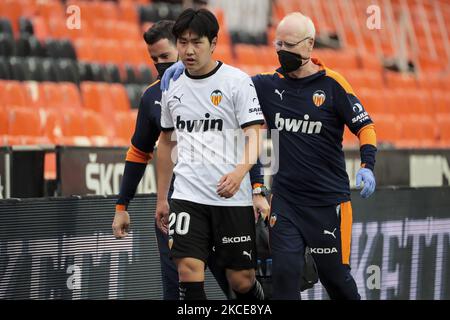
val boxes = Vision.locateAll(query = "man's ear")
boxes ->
[211,36,218,53]
[308,38,314,52]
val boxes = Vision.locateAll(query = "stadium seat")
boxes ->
[259,46,279,66]
[59,39,77,60]
[123,64,138,84]
[16,36,37,57]
[90,63,108,82]
[358,88,386,114]
[114,21,141,42]
[96,1,119,21]
[437,117,450,147]
[0,106,8,135]
[235,44,260,66]
[218,28,232,47]
[432,90,450,116]
[57,59,80,83]
[119,2,139,25]
[41,58,60,82]
[8,108,42,137]
[123,40,149,66]
[364,71,385,90]
[40,109,63,143]
[109,83,131,112]
[30,16,50,40]
[137,65,154,84]
[213,45,234,65]
[44,39,65,59]
[0,80,6,105]
[398,117,437,148]
[373,116,401,146]
[21,57,43,81]
[77,62,95,82]
[74,38,96,62]
[0,57,12,80]
[35,0,65,21]
[9,57,29,81]
[125,84,143,109]
[60,82,83,109]
[61,109,81,137]
[59,109,87,143]
[81,82,117,114]
[105,64,122,83]
[47,17,71,40]
[0,34,16,57]
[94,39,123,64]
[41,82,65,109]
[419,56,442,73]
[83,110,110,136]
[0,1,22,34]
[18,17,34,37]
[24,81,47,109]
[0,18,14,37]
[385,72,418,90]
[114,111,136,142]
[3,81,30,108]
[80,82,102,113]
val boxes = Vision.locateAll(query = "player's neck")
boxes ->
[187,59,218,77]
[287,59,319,79]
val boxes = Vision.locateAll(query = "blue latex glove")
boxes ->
[356,168,376,199]
[161,61,185,91]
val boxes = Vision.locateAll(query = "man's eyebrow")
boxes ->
[179,36,201,41]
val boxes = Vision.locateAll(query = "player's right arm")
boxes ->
[217,74,265,198]
[155,91,177,233]
[155,131,176,233]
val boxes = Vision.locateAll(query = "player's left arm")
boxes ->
[332,75,377,198]
[249,157,269,220]
[217,75,265,198]
[217,124,263,198]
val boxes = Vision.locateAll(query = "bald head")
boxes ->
[276,12,315,42]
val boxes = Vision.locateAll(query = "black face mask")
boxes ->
[155,62,176,78]
[277,50,310,73]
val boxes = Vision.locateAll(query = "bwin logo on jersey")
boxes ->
[275,113,322,134]
[210,90,223,106]
[176,113,223,132]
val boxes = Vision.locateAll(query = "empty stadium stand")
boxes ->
[0,0,449,149]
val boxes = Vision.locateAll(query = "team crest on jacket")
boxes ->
[210,90,223,106]
[312,90,326,107]
[168,236,174,250]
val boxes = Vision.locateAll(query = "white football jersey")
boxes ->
[161,62,264,206]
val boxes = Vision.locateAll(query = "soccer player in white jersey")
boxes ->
[155,8,266,300]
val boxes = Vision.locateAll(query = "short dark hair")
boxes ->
[143,20,176,45]
[172,8,219,43]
